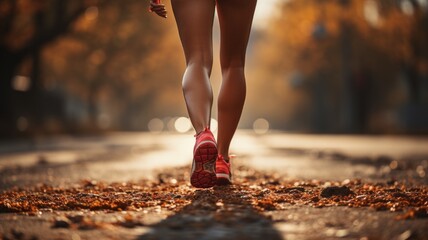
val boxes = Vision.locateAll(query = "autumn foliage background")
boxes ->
[1,0,428,138]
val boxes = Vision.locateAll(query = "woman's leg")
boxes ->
[216,0,257,158]
[171,0,216,134]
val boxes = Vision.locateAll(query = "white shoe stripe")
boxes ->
[216,173,231,180]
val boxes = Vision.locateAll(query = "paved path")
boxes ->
[0,131,427,239]
[1,131,427,188]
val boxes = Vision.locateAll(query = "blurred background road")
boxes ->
[1,131,427,191]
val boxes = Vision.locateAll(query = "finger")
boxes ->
[149,5,161,12]
[152,8,166,13]
[150,7,166,16]
[156,11,167,18]
[148,3,167,18]
[151,7,165,13]
[153,8,167,14]
[151,9,167,17]
[151,6,165,11]
[150,3,165,7]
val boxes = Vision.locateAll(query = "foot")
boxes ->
[190,128,218,188]
[216,154,232,185]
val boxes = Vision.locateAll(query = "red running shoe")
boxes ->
[216,154,232,185]
[190,128,218,188]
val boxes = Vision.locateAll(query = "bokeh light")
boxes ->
[12,76,30,92]
[161,117,174,132]
[174,117,192,133]
[148,118,164,133]
[253,118,270,134]
[364,0,380,27]
[85,6,99,21]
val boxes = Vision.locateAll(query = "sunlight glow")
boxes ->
[253,0,284,28]
[401,0,414,15]
[364,0,381,27]
[211,118,218,132]
[174,117,192,133]
[417,0,428,8]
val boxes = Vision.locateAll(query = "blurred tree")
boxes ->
[0,0,185,137]
[0,0,95,136]
[248,0,428,133]
[43,0,184,131]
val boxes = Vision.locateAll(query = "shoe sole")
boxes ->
[191,141,217,188]
[216,173,232,185]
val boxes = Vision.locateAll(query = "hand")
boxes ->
[149,0,167,18]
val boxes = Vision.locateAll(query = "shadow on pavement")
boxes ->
[138,185,282,240]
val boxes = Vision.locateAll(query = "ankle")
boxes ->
[194,127,211,137]
[218,154,230,163]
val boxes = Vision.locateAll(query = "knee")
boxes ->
[220,61,245,78]
[220,57,245,73]
[186,55,213,71]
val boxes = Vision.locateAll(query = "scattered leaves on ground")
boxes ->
[1,165,427,227]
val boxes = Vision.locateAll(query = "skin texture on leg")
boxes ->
[171,0,216,134]
[216,0,257,158]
